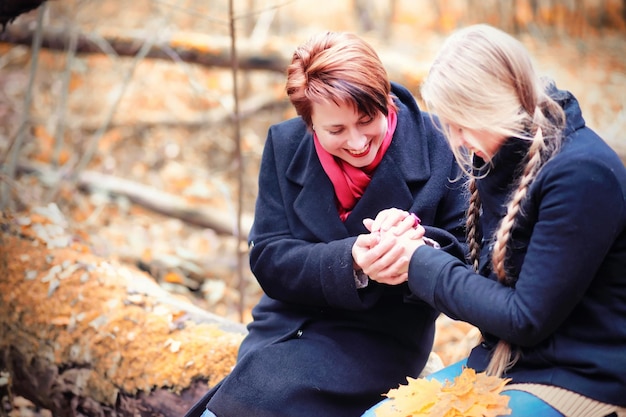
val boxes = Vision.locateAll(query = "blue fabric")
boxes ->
[361,360,563,417]
[200,410,217,417]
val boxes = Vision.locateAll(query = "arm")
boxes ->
[248,128,379,311]
[408,157,625,346]
[355,157,469,284]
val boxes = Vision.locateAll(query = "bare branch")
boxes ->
[0,4,47,211]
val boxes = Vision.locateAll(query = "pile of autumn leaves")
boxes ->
[375,368,512,417]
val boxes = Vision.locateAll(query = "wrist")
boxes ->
[353,268,369,289]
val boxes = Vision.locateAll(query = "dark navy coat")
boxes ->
[187,83,468,417]
[408,89,626,406]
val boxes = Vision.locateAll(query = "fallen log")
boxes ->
[0,203,451,416]
[0,22,432,94]
[18,161,254,239]
[0,205,246,417]
[0,24,288,73]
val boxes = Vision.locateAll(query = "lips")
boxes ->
[347,142,371,158]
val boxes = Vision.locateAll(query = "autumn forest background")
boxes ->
[0,0,625,415]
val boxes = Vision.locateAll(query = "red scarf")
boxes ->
[314,108,398,221]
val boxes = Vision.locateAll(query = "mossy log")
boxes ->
[0,206,246,417]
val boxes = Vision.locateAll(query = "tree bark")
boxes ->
[0,208,246,417]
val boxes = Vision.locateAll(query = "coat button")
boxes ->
[296,329,303,338]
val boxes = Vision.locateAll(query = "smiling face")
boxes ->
[311,100,388,168]
[445,122,506,160]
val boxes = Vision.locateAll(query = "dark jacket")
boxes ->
[187,83,468,417]
[407,89,626,406]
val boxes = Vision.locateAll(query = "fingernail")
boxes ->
[410,213,421,228]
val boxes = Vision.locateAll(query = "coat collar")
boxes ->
[285,95,432,241]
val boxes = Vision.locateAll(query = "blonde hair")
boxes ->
[421,24,566,377]
[285,31,397,129]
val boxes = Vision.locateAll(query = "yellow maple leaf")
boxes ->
[442,367,476,397]
[376,377,442,416]
[376,368,512,417]
[464,403,492,417]
[474,372,511,393]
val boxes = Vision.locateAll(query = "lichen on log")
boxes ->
[0,205,245,416]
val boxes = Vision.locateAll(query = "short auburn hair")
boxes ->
[285,31,396,129]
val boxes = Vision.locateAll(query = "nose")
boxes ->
[346,128,367,149]
[449,128,466,149]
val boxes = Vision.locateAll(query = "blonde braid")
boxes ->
[485,126,546,377]
[491,131,545,283]
[466,178,482,271]
[485,340,518,377]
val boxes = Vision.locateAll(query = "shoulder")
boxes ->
[552,128,625,174]
[264,117,310,153]
[268,117,308,140]
[391,82,417,107]
[261,117,316,177]
[537,129,626,201]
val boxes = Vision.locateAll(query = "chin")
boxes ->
[348,155,374,168]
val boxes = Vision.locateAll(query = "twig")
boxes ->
[0,3,47,211]
[51,27,78,169]
[70,32,158,179]
[228,0,246,323]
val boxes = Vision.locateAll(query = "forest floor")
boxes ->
[1,2,625,415]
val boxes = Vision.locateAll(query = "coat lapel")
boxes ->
[344,160,414,231]
[287,134,348,241]
[285,98,433,241]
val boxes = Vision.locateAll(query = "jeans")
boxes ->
[200,409,218,417]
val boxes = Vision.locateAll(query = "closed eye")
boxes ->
[358,116,374,125]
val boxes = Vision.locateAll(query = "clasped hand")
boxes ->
[352,208,425,286]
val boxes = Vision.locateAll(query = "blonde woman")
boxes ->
[355,24,626,417]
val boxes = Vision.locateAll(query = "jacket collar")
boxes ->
[285,96,432,240]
